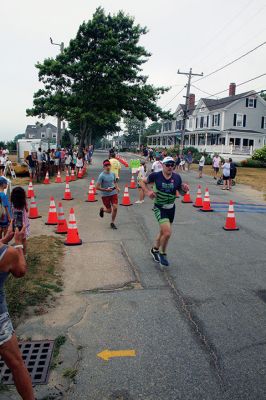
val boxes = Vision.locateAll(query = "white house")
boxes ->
[147,84,266,155]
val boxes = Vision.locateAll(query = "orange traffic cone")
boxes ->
[28,197,42,219]
[66,170,70,183]
[45,197,58,225]
[64,208,82,246]
[62,183,73,201]
[193,185,203,208]
[56,171,62,183]
[85,184,98,202]
[200,187,213,212]
[91,178,97,195]
[182,188,193,203]
[70,169,76,181]
[223,201,239,231]
[129,175,136,189]
[120,185,132,206]
[77,169,83,179]
[55,202,68,234]
[44,171,50,184]
[27,181,35,199]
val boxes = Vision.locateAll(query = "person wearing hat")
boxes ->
[140,156,189,267]
[96,159,120,230]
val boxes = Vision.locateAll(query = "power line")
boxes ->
[191,73,266,98]
[192,41,266,84]
[162,86,186,109]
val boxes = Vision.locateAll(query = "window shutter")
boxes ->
[212,115,214,126]
[218,114,220,126]
[233,114,237,126]
[261,117,264,129]
[243,115,246,127]
[196,118,198,128]
[254,99,257,108]
[207,116,209,127]
[246,98,249,107]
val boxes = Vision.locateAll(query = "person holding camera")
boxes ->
[11,187,30,255]
[0,225,35,400]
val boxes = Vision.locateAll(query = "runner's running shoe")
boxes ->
[110,222,117,230]
[99,207,104,218]
[159,253,169,267]
[150,248,160,263]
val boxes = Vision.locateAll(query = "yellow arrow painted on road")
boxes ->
[97,349,136,361]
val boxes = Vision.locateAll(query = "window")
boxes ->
[28,134,35,138]
[203,116,209,128]
[52,133,57,138]
[200,116,204,128]
[41,133,46,139]
[246,97,257,108]
[189,118,193,129]
[233,113,246,128]
[261,116,266,129]
[168,122,172,131]
[212,113,220,127]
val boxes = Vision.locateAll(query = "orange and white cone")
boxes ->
[91,178,97,195]
[182,188,193,203]
[223,201,239,231]
[45,197,58,225]
[55,202,68,234]
[85,184,98,202]
[62,183,73,201]
[56,171,62,183]
[66,170,70,183]
[28,196,42,219]
[27,181,35,199]
[70,169,76,181]
[193,185,203,208]
[77,169,83,179]
[120,185,132,206]
[64,208,82,246]
[129,175,136,189]
[200,187,213,212]
[44,171,50,184]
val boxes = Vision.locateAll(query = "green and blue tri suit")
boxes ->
[146,171,182,224]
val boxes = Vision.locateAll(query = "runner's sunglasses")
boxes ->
[164,162,175,167]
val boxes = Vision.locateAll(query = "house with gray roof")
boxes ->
[25,123,57,141]
[147,84,266,155]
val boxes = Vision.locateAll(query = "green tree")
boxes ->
[26,8,170,150]
[124,117,146,144]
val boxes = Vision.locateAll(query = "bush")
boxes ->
[240,159,266,168]
[252,146,266,162]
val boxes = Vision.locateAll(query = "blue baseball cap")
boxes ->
[0,177,8,186]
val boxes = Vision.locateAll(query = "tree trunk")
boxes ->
[79,120,87,154]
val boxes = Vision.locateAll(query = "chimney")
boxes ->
[188,93,195,110]
[229,83,236,96]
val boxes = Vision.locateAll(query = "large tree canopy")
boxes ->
[27,7,170,149]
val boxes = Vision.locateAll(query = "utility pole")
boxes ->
[50,37,64,147]
[177,68,203,151]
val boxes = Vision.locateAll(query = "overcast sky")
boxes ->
[1,0,266,141]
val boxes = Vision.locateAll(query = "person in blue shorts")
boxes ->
[140,156,188,267]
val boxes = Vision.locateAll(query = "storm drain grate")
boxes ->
[0,340,54,385]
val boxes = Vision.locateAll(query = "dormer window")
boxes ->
[246,97,257,108]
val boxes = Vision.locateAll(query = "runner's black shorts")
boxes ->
[153,204,175,224]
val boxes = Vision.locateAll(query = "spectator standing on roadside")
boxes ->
[151,156,163,173]
[0,154,7,176]
[229,158,237,189]
[198,153,205,178]
[0,177,11,239]
[54,148,61,173]
[212,153,221,180]
[11,187,30,255]
[36,147,42,178]
[222,159,231,190]
[179,154,185,171]
[65,152,72,173]
[76,155,84,172]
[0,224,35,400]
[185,150,193,171]
[148,148,154,162]
[135,160,147,204]
[25,152,36,181]
[60,148,66,171]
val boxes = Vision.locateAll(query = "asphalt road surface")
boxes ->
[3,151,266,400]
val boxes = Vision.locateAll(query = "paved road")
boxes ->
[3,151,266,400]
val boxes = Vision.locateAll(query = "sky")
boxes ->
[1,0,266,141]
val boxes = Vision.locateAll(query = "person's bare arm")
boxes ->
[0,227,27,278]
[139,177,156,199]
[95,182,113,193]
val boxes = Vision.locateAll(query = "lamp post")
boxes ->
[50,37,64,147]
